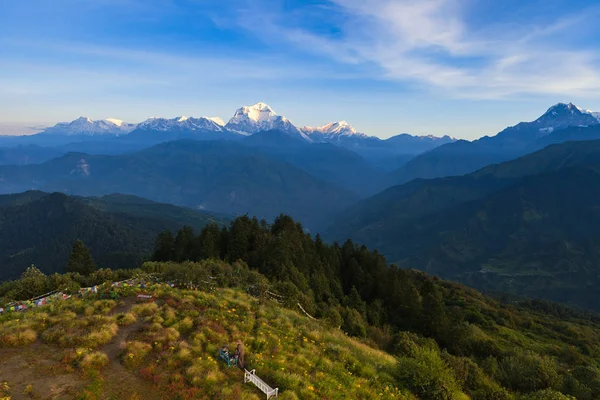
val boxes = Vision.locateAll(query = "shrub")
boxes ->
[397,347,463,400]
[0,328,37,347]
[123,341,152,369]
[342,308,367,337]
[324,306,342,328]
[80,351,109,370]
[116,312,137,326]
[132,302,159,317]
[521,389,576,399]
[499,351,559,393]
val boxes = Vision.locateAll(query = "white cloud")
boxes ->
[233,0,600,99]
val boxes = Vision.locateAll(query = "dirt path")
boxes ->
[101,297,143,362]
[98,297,166,400]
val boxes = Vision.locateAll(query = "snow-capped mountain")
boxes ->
[41,117,137,136]
[206,117,225,126]
[534,103,599,134]
[136,116,225,132]
[576,105,600,123]
[476,102,600,151]
[302,121,369,143]
[225,102,311,141]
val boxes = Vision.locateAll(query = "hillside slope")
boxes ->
[383,167,600,309]
[325,140,600,310]
[243,134,389,196]
[327,140,600,242]
[0,191,225,280]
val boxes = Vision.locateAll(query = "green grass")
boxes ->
[124,286,416,399]
[0,286,419,399]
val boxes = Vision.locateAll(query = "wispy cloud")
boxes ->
[230,0,600,99]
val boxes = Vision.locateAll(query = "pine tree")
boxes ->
[66,240,96,275]
[195,223,222,260]
[152,231,175,261]
[420,279,448,338]
[173,226,195,262]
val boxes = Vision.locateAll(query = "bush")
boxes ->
[342,308,367,337]
[521,389,576,399]
[123,341,152,369]
[0,328,37,347]
[499,351,559,393]
[116,312,137,326]
[132,302,159,317]
[324,306,342,328]
[397,347,463,400]
[80,351,109,370]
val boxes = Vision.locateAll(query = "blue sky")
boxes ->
[2,0,600,139]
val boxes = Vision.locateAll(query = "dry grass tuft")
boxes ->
[116,312,137,326]
[80,351,110,370]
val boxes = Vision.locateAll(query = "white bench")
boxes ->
[244,369,278,399]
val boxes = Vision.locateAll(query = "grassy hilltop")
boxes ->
[0,280,412,399]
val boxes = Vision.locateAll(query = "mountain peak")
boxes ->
[225,102,310,141]
[137,116,225,133]
[230,102,278,124]
[42,117,137,136]
[249,102,273,112]
[496,102,600,141]
[104,118,124,127]
[205,116,225,126]
[543,102,584,117]
[72,116,93,124]
[536,102,600,126]
[302,121,366,140]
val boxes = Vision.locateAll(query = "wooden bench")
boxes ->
[136,293,154,303]
[244,369,278,399]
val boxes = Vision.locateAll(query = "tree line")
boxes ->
[148,215,600,399]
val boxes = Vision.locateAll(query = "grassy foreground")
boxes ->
[0,285,415,399]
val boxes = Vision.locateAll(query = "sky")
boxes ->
[2,0,600,139]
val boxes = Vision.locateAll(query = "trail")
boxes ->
[98,297,166,400]
[101,297,143,362]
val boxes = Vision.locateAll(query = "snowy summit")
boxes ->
[41,117,137,136]
[533,103,600,133]
[302,121,368,141]
[225,102,311,141]
[136,116,225,132]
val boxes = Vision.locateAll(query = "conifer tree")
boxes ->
[173,226,194,262]
[152,231,175,261]
[66,239,96,275]
[195,223,221,260]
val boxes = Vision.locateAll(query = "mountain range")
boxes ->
[4,103,454,161]
[393,102,600,183]
[0,191,226,281]
[39,116,138,136]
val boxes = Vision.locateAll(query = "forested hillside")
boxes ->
[0,191,226,280]
[0,140,356,230]
[326,140,600,311]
